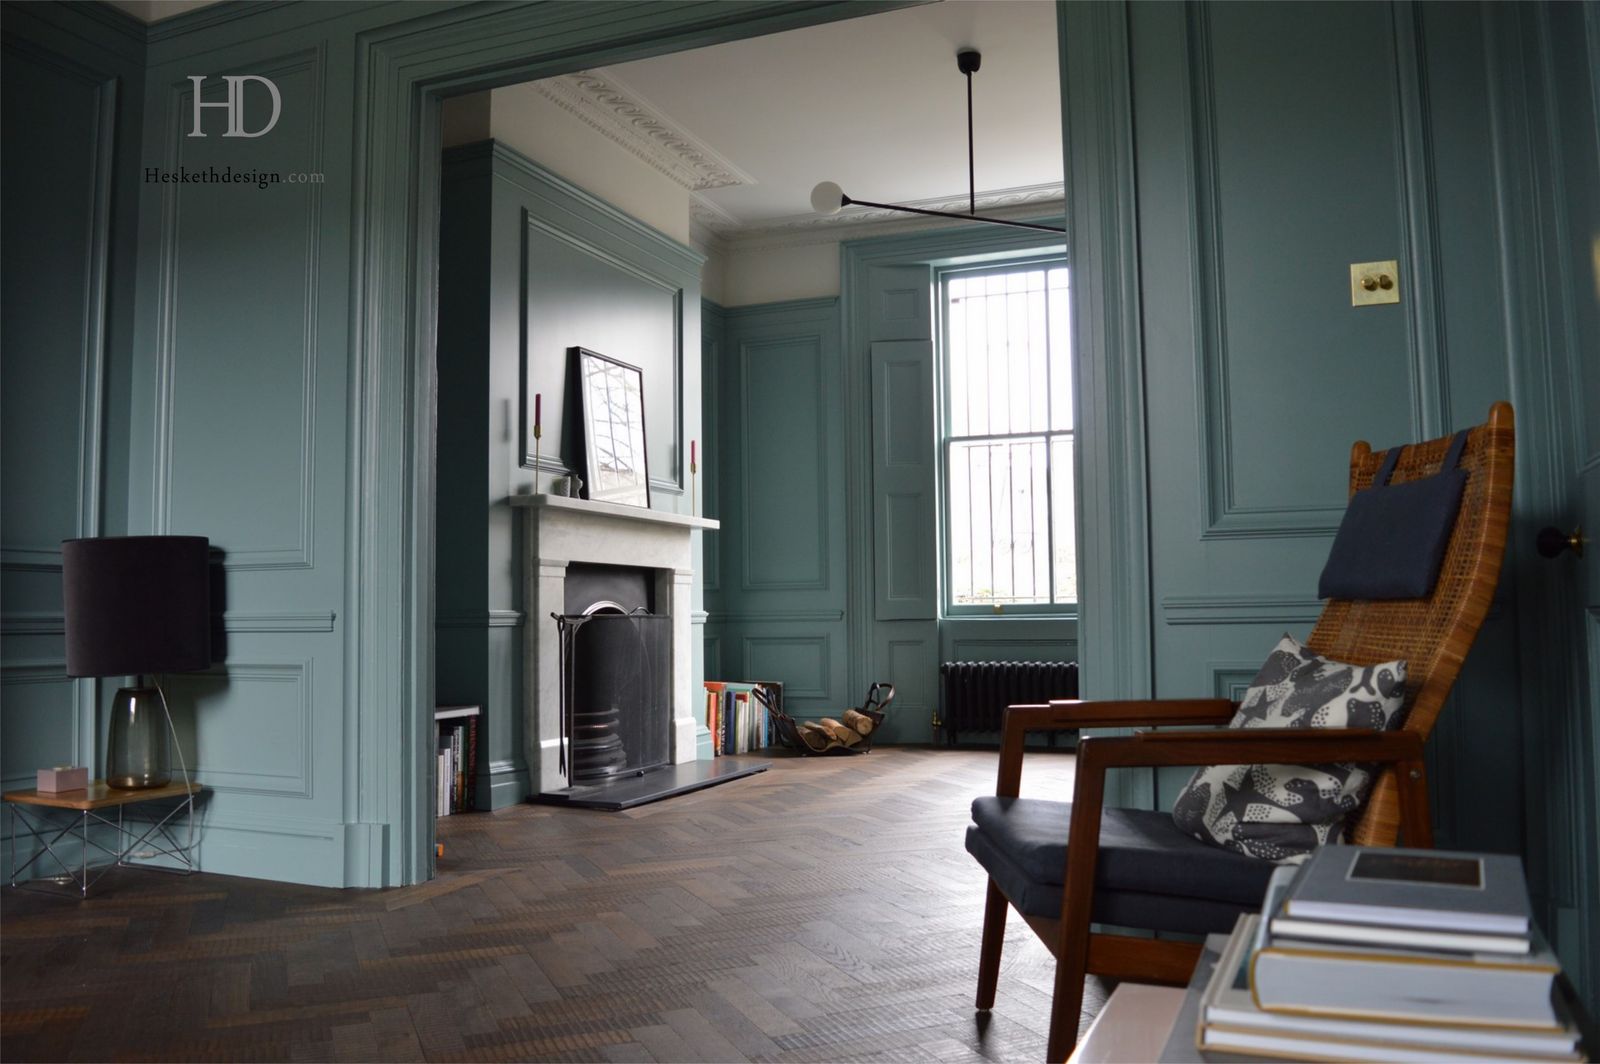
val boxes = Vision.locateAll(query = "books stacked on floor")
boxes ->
[1198,844,1585,1062]
[435,704,480,817]
[704,680,781,755]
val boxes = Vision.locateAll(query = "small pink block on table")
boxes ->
[36,766,88,793]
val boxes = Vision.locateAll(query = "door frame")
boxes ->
[350,1,922,887]
[354,0,1154,884]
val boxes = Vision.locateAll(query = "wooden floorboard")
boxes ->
[1,748,1106,1062]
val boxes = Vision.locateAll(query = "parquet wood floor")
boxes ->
[2,748,1107,1062]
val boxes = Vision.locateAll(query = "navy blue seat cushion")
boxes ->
[965,796,1278,935]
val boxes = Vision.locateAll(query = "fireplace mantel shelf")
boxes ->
[507,493,719,531]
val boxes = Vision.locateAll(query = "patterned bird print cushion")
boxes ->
[1170,634,1408,863]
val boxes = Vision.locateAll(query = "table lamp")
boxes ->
[61,536,210,789]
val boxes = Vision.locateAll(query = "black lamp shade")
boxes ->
[62,536,211,678]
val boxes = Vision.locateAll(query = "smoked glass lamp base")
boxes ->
[106,684,171,790]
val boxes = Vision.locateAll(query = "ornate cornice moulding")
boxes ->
[537,69,1064,251]
[534,70,756,192]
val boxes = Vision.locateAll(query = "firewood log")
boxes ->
[798,723,834,752]
[841,709,875,736]
[819,718,861,746]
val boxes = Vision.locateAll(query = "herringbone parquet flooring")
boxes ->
[1,748,1103,1062]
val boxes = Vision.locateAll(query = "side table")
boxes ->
[4,780,202,897]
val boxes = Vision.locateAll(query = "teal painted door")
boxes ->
[1555,368,1600,998]
[1499,0,1600,999]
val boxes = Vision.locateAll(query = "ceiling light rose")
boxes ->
[810,49,1064,235]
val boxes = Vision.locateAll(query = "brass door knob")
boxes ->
[1536,525,1584,559]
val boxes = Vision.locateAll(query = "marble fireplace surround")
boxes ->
[507,494,718,795]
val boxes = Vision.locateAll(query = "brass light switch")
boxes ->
[1350,260,1400,306]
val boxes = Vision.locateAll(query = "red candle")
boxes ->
[534,392,542,428]
[691,439,696,466]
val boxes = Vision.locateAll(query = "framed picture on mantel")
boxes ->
[574,346,651,509]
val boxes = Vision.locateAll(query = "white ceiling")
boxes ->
[591,1,1063,232]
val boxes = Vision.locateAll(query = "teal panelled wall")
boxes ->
[0,2,146,865]
[121,1,389,886]
[436,141,704,809]
[1065,0,1598,998]
[1130,0,1526,832]
[0,0,881,888]
[703,298,850,721]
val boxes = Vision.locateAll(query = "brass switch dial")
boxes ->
[1351,260,1400,306]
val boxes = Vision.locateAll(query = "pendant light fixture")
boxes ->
[810,49,1065,235]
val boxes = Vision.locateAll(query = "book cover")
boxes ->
[1270,915,1533,955]
[1285,845,1532,936]
[1251,934,1562,1030]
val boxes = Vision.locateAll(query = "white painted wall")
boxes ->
[720,241,841,305]
[697,238,729,306]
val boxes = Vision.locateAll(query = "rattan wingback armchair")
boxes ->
[965,402,1515,1061]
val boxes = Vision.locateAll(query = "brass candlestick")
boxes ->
[533,423,542,492]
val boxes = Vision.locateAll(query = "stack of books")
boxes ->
[704,680,781,755]
[1198,845,1584,1061]
[435,704,480,817]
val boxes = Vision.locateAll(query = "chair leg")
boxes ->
[975,878,1008,1010]
[1045,944,1088,1062]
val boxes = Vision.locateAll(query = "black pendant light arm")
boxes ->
[841,195,1064,234]
[811,48,1064,235]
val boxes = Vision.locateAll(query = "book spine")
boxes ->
[451,726,462,814]
[708,690,719,756]
[466,716,478,811]
[437,748,449,817]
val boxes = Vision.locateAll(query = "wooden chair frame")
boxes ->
[971,403,1515,1061]
[978,702,1432,1061]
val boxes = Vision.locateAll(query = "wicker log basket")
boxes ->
[768,683,895,755]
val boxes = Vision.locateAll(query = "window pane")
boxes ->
[1049,268,1073,431]
[1051,435,1077,603]
[948,437,1049,605]
[942,261,1075,609]
[947,267,1057,436]
[949,281,969,437]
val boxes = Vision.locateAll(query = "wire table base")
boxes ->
[4,782,200,898]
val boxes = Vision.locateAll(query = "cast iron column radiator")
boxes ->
[937,661,1079,746]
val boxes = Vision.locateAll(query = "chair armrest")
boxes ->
[1113,726,1421,763]
[1071,727,1432,852]
[1018,699,1238,731]
[994,699,1237,797]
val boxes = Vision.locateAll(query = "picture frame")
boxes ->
[574,346,651,508]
